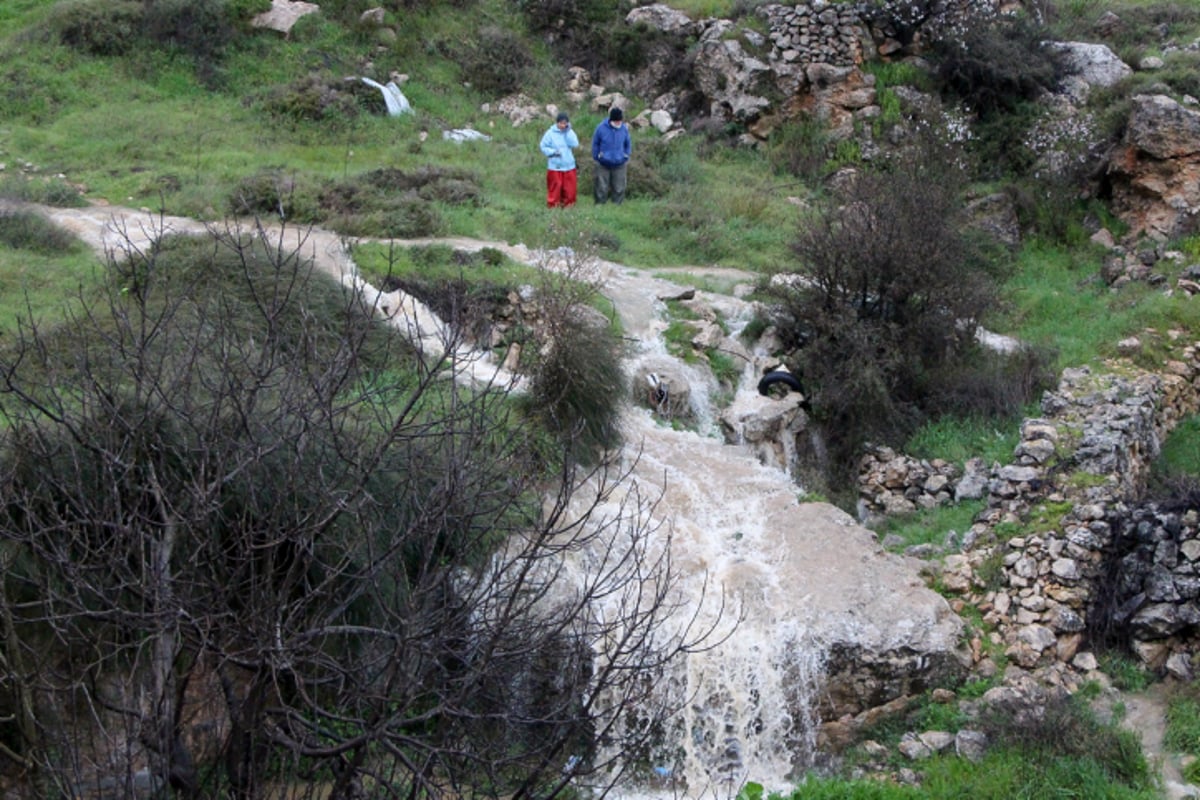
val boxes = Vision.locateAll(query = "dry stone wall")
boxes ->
[858,339,1200,683]
[759,3,866,69]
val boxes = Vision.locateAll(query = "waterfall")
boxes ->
[360,77,412,116]
[558,260,832,798]
[576,412,829,798]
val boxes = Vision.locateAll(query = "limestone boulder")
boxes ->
[251,0,320,35]
[1046,41,1132,92]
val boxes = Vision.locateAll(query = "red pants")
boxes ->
[546,169,577,208]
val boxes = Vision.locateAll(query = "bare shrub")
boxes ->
[0,220,707,797]
[766,148,1018,482]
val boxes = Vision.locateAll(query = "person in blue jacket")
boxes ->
[591,107,631,204]
[539,111,580,208]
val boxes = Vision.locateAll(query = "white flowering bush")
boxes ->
[859,0,998,48]
[1023,105,1103,181]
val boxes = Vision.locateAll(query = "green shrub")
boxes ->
[142,0,233,63]
[524,311,626,462]
[0,176,87,208]
[1152,414,1200,481]
[328,195,446,238]
[227,169,322,222]
[53,0,144,56]
[932,14,1062,119]
[0,210,80,254]
[363,166,482,196]
[457,25,532,96]
[258,73,365,123]
[977,693,1151,788]
[1165,692,1200,757]
[931,13,1064,179]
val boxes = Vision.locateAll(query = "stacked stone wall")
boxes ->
[759,3,865,69]
[859,340,1200,683]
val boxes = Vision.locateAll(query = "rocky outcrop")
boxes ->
[1107,94,1200,240]
[719,390,808,471]
[1046,41,1133,102]
[692,21,777,122]
[250,0,320,36]
[619,1,877,136]
[760,3,865,68]
[854,334,1200,689]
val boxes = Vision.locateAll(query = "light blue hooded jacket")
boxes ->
[539,123,579,172]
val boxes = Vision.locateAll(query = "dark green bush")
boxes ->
[227,170,322,222]
[258,73,365,123]
[931,13,1063,178]
[932,14,1062,118]
[457,25,533,96]
[524,313,626,462]
[417,178,485,206]
[0,211,79,254]
[142,0,233,62]
[54,0,144,56]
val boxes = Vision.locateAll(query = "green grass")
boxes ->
[809,690,1156,800]
[905,414,1022,466]
[996,240,1200,371]
[1165,693,1200,754]
[1098,652,1153,693]
[1154,414,1200,479]
[0,0,799,272]
[873,499,985,551]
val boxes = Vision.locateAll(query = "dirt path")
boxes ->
[1117,684,1198,799]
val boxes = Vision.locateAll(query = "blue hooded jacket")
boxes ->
[539,123,579,172]
[591,119,631,169]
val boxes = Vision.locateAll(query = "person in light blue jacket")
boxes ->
[539,112,580,208]
[590,106,631,204]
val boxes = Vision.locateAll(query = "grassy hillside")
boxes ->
[0,0,799,272]
[5,0,1200,475]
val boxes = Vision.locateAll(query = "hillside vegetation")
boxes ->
[3,0,1200,796]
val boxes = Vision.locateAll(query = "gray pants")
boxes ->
[594,163,627,204]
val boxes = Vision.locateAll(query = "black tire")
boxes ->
[757,370,803,398]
